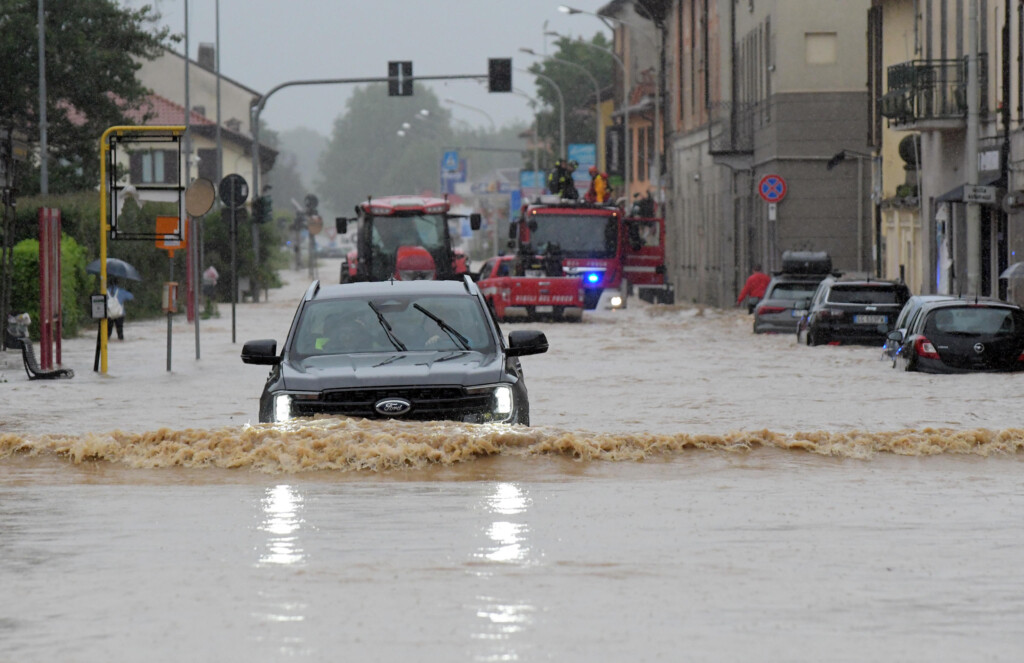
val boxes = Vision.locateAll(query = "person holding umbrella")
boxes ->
[86,258,141,340]
[106,281,133,340]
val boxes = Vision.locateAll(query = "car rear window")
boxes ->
[827,285,901,305]
[768,282,819,300]
[927,307,1020,336]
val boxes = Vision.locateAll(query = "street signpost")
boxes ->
[758,174,787,203]
[218,173,249,343]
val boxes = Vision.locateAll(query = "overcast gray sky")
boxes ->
[119,0,612,137]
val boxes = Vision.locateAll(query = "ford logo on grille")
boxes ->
[375,398,412,416]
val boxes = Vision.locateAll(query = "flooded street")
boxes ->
[3,265,1024,661]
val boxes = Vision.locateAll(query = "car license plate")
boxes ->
[791,309,806,317]
[536,306,553,313]
[855,314,886,324]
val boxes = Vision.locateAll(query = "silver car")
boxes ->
[752,276,825,333]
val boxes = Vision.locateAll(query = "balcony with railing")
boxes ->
[878,55,987,129]
[707,101,757,155]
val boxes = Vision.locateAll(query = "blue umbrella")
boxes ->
[110,287,134,303]
[86,258,142,281]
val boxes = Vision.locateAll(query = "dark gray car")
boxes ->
[242,277,548,424]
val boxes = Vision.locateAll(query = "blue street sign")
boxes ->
[509,189,522,220]
[441,150,459,171]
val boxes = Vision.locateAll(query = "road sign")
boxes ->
[964,184,997,205]
[441,150,459,171]
[218,173,249,209]
[758,174,787,203]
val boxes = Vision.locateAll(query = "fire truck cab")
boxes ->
[509,196,671,309]
[336,195,480,283]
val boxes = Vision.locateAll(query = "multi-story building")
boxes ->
[135,45,276,190]
[873,0,1024,303]
[656,0,874,307]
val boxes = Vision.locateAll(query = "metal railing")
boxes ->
[707,101,758,155]
[878,54,987,126]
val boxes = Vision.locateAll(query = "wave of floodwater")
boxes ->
[2,417,1023,472]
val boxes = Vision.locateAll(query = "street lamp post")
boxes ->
[513,88,541,176]
[519,47,601,163]
[559,5,662,200]
[442,98,496,133]
[546,30,628,198]
[518,68,565,159]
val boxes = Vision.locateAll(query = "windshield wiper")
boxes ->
[413,304,471,350]
[368,301,407,351]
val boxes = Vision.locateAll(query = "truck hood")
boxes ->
[280,350,505,391]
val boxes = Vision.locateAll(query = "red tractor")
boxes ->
[337,195,480,282]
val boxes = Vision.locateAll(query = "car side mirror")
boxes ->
[470,213,482,231]
[886,330,903,342]
[506,330,548,357]
[335,217,348,235]
[241,339,280,365]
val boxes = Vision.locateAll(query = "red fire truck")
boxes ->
[509,196,671,309]
[336,195,480,282]
[475,254,585,322]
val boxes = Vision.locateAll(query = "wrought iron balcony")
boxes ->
[878,55,987,128]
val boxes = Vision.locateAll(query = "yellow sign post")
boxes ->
[98,125,186,374]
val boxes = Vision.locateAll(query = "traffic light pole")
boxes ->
[248,68,506,294]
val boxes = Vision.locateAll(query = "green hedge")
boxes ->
[10,235,89,340]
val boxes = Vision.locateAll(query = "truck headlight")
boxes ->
[466,384,515,422]
[273,393,293,422]
[272,392,318,423]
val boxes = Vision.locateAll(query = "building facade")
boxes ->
[660,0,873,307]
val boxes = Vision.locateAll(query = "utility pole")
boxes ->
[966,0,981,296]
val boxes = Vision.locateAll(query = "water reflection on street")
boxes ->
[472,483,536,661]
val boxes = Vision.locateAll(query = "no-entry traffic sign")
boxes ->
[758,174,787,203]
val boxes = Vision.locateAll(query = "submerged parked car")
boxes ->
[881,294,956,361]
[242,277,548,424]
[888,299,1024,373]
[753,251,833,334]
[797,276,911,346]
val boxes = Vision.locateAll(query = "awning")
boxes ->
[935,172,1004,202]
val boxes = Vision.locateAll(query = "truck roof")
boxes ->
[358,195,450,215]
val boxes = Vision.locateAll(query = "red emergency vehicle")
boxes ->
[337,195,480,282]
[509,196,671,309]
[475,254,584,322]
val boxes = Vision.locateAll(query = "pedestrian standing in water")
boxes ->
[736,264,770,313]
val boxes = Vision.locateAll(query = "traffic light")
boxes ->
[388,61,413,96]
[304,193,319,216]
[488,58,512,93]
[252,195,272,224]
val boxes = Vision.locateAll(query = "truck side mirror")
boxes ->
[470,213,482,231]
[335,217,348,234]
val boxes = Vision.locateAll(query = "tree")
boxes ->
[315,84,457,214]
[528,33,614,163]
[0,0,175,194]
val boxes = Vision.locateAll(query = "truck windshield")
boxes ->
[370,214,447,254]
[529,213,618,258]
[366,213,450,280]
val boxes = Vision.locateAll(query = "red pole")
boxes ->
[38,208,51,369]
[54,209,62,365]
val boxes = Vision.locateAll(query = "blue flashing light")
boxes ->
[585,272,601,284]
